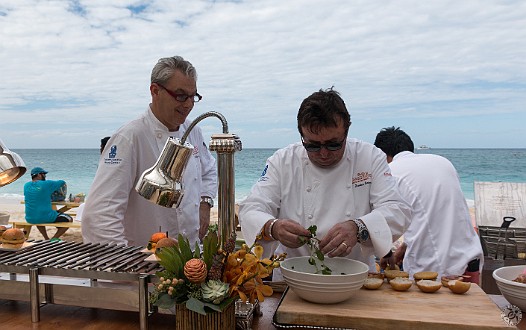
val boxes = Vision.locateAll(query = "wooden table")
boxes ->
[14,201,82,239]
[275,284,524,329]
[0,295,280,330]
[51,201,81,213]
[0,289,523,329]
[20,201,81,214]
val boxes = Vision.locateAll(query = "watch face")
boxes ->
[361,230,370,242]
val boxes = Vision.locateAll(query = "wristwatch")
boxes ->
[200,196,214,208]
[351,219,369,243]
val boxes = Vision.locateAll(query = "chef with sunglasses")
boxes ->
[239,88,412,279]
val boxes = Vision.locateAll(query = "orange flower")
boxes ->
[184,258,207,284]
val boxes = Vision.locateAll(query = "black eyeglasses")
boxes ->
[301,137,346,152]
[157,83,202,103]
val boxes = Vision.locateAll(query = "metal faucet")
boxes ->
[135,111,242,247]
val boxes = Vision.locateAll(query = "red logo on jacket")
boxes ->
[352,172,372,184]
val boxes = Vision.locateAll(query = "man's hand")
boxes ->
[393,242,406,266]
[199,203,211,240]
[269,219,311,248]
[319,220,358,257]
[380,251,396,270]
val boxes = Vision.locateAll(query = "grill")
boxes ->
[479,226,526,260]
[0,240,163,329]
[0,240,260,330]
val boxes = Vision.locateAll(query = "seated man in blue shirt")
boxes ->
[24,167,73,240]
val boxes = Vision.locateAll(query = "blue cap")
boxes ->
[31,167,48,176]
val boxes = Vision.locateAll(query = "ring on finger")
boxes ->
[341,242,348,249]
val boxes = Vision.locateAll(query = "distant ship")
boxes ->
[417,145,430,150]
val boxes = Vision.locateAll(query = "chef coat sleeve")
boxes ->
[198,136,217,199]
[81,134,135,245]
[358,148,412,258]
[239,155,282,255]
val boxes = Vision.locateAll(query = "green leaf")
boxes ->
[202,301,222,313]
[185,297,234,315]
[308,256,315,265]
[298,236,307,244]
[218,297,235,311]
[315,249,325,261]
[178,234,194,262]
[194,241,201,259]
[185,297,207,315]
[156,247,184,276]
[203,231,219,268]
[153,293,176,309]
[307,225,317,236]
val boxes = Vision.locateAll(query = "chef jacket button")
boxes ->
[306,186,311,192]
[308,214,313,219]
[346,212,351,217]
[347,184,352,188]
[157,133,162,139]
[194,177,197,180]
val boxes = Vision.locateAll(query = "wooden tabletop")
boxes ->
[0,294,281,330]
[275,284,524,330]
[20,201,81,213]
[0,291,524,329]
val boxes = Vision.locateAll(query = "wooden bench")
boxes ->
[9,220,81,239]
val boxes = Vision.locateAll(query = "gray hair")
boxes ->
[151,56,197,85]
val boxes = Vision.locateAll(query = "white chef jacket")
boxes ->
[239,139,412,278]
[389,151,483,279]
[81,107,217,247]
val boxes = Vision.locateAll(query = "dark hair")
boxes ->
[297,87,351,136]
[374,126,414,157]
[100,136,111,154]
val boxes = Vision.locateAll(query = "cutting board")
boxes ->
[275,283,513,329]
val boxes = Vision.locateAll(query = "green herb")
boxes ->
[298,225,332,275]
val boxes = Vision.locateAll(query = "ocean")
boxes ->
[2,148,525,203]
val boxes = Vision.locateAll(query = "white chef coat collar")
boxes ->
[146,105,189,137]
[392,151,413,161]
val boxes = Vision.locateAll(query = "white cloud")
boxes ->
[1,0,525,148]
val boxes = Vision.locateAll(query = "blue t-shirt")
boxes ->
[24,180,66,224]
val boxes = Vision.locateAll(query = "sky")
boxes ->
[1,0,525,149]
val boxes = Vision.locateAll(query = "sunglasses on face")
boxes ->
[301,137,346,152]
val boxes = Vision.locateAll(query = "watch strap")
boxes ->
[200,196,214,207]
[351,218,369,243]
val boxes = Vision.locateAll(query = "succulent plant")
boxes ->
[201,280,229,304]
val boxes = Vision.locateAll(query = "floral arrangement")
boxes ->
[150,224,286,315]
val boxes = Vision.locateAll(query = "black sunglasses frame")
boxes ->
[301,137,346,152]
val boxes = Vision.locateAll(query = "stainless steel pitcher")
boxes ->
[135,137,193,208]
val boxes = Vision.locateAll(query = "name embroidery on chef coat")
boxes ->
[352,171,372,188]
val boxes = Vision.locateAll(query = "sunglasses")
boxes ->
[301,137,346,152]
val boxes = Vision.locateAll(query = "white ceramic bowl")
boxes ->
[280,256,368,304]
[493,265,526,311]
[282,274,370,289]
[282,275,364,291]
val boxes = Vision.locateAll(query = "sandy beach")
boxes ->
[1,197,477,245]
[0,198,220,244]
